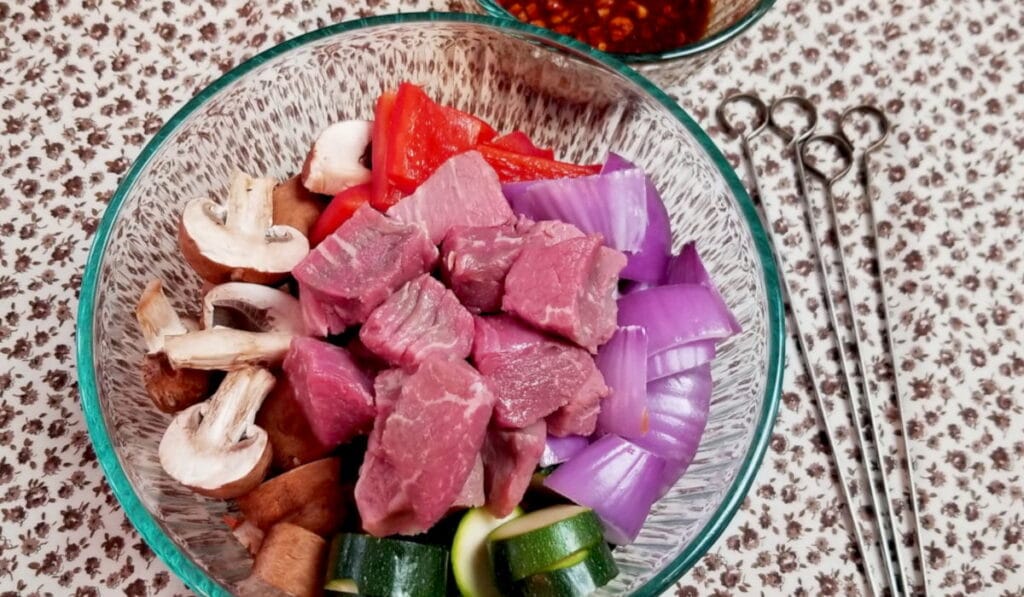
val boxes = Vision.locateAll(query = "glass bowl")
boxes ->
[470,0,776,79]
[76,12,783,597]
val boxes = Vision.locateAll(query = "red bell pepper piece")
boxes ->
[485,131,555,160]
[476,145,602,183]
[370,91,403,211]
[384,83,497,194]
[308,183,373,247]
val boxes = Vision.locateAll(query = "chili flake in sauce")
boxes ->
[497,0,712,54]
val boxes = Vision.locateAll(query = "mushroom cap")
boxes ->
[202,282,306,335]
[141,353,213,413]
[301,120,373,196]
[273,175,324,238]
[178,198,309,285]
[158,400,272,499]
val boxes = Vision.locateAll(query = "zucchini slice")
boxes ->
[324,578,361,595]
[325,533,448,597]
[513,542,619,597]
[487,505,604,583]
[452,507,523,597]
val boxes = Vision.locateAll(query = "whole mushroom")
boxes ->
[135,279,213,413]
[300,120,373,196]
[179,170,309,285]
[159,366,275,499]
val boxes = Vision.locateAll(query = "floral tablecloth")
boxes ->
[1,0,1021,595]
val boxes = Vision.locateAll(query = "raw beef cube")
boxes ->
[355,358,495,536]
[502,235,626,353]
[452,456,485,509]
[517,217,585,246]
[293,204,437,335]
[441,224,525,313]
[472,314,549,358]
[360,274,474,368]
[482,421,546,517]
[472,315,609,430]
[545,371,608,437]
[387,151,514,244]
[283,337,376,449]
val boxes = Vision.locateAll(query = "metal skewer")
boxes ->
[768,97,902,596]
[839,106,930,597]
[716,94,881,597]
[800,133,909,596]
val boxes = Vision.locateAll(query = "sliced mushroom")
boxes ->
[179,170,309,285]
[136,279,191,354]
[273,175,325,238]
[250,523,326,597]
[136,280,212,413]
[300,120,372,195]
[202,282,306,335]
[231,519,266,556]
[158,366,275,498]
[163,328,293,371]
[236,457,344,536]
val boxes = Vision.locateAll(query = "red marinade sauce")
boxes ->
[497,0,712,54]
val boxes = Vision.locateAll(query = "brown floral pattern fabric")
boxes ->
[0,0,1021,595]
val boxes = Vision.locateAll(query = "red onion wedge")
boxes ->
[544,434,667,544]
[646,339,716,382]
[617,283,737,356]
[506,168,649,252]
[594,326,649,438]
[632,364,713,497]
[665,242,741,335]
[602,153,672,283]
[539,435,590,467]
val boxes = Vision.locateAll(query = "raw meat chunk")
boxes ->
[472,315,608,432]
[452,456,485,509]
[355,359,495,536]
[482,421,546,517]
[387,151,514,244]
[441,224,525,313]
[360,274,474,368]
[294,204,437,335]
[502,234,626,352]
[283,337,375,449]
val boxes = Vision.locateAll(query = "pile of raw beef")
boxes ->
[287,151,626,536]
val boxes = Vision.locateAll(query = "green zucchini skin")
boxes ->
[512,543,619,597]
[452,507,523,597]
[326,533,449,597]
[488,506,605,584]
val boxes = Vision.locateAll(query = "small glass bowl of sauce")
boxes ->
[474,0,775,78]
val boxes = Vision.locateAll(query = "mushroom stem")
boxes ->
[136,280,190,354]
[224,171,277,237]
[196,366,274,449]
[163,328,293,370]
[158,366,275,498]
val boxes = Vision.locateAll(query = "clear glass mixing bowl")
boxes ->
[76,12,783,596]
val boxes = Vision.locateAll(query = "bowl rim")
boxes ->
[473,0,777,64]
[75,11,783,596]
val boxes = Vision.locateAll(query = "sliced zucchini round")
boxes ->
[453,507,523,597]
[325,533,448,597]
[513,542,619,597]
[488,505,604,583]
